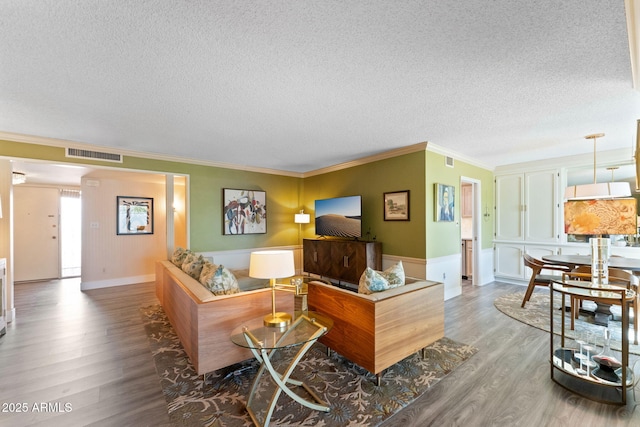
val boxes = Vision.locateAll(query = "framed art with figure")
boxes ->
[435,183,455,222]
[223,189,267,235]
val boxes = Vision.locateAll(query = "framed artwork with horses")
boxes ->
[222,189,267,235]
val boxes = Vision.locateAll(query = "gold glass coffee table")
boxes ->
[230,311,333,427]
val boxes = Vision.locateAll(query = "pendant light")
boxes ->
[564,134,632,200]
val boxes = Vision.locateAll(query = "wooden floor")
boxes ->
[0,279,171,427]
[0,279,638,426]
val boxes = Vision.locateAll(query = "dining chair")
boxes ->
[521,253,571,308]
[563,266,639,345]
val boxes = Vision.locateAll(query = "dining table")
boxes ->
[542,254,640,326]
[541,254,640,273]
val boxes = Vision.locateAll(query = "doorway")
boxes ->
[60,190,81,277]
[460,182,473,287]
[460,177,481,288]
[13,186,81,281]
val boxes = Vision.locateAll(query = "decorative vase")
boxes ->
[592,328,621,382]
[590,237,610,286]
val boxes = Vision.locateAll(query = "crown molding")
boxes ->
[1,131,489,178]
[494,147,634,174]
[426,142,494,171]
[0,131,304,177]
[302,142,429,177]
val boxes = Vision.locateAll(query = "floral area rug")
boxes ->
[140,305,477,427]
[494,289,640,355]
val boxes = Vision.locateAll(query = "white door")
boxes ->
[14,186,60,281]
[495,174,524,241]
[525,170,558,242]
[494,243,525,280]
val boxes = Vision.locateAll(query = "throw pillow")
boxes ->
[201,265,240,295]
[199,261,218,290]
[385,260,406,287]
[358,261,406,294]
[358,267,390,294]
[182,252,206,280]
[171,247,190,267]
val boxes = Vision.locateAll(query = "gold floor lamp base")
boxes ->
[264,312,292,328]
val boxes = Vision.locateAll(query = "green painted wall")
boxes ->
[1,140,494,259]
[302,151,427,258]
[0,140,300,252]
[425,151,494,258]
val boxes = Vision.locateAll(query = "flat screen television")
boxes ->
[314,195,362,238]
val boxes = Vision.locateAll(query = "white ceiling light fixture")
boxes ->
[12,172,26,185]
[564,133,632,200]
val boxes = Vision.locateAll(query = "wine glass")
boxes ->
[573,330,588,375]
[581,331,599,374]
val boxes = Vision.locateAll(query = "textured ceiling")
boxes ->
[1,1,639,173]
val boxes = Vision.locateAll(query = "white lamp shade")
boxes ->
[564,182,631,200]
[249,250,295,279]
[294,213,310,224]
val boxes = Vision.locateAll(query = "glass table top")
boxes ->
[230,311,333,350]
[551,279,636,301]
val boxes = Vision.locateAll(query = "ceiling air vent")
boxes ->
[445,156,454,168]
[66,148,123,163]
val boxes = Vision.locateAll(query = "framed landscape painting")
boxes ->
[117,196,154,235]
[223,189,267,235]
[383,190,410,221]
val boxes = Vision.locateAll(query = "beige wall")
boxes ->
[81,175,167,289]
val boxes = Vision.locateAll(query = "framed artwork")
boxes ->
[117,196,154,235]
[435,183,455,222]
[383,190,410,221]
[223,189,267,235]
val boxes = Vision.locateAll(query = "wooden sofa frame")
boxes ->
[307,277,444,383]
[155,260,294,376]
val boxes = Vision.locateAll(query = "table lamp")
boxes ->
[564,198,637,285]
[249,250,297,327]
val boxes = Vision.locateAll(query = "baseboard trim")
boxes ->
[81,274,155,290]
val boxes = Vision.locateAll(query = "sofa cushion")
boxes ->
[182,252,206,280]
[171,247,190,267]
[358,261,405,294]
[232,268,268,291]
[200,264,240,295]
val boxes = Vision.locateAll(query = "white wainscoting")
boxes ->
[83,245,497,296]
[426,253,462,300]
[381,254,426,280]
[425,247,495,301]
[199,245,301,272]
[82,245,301,291]
[476,246,496,286]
